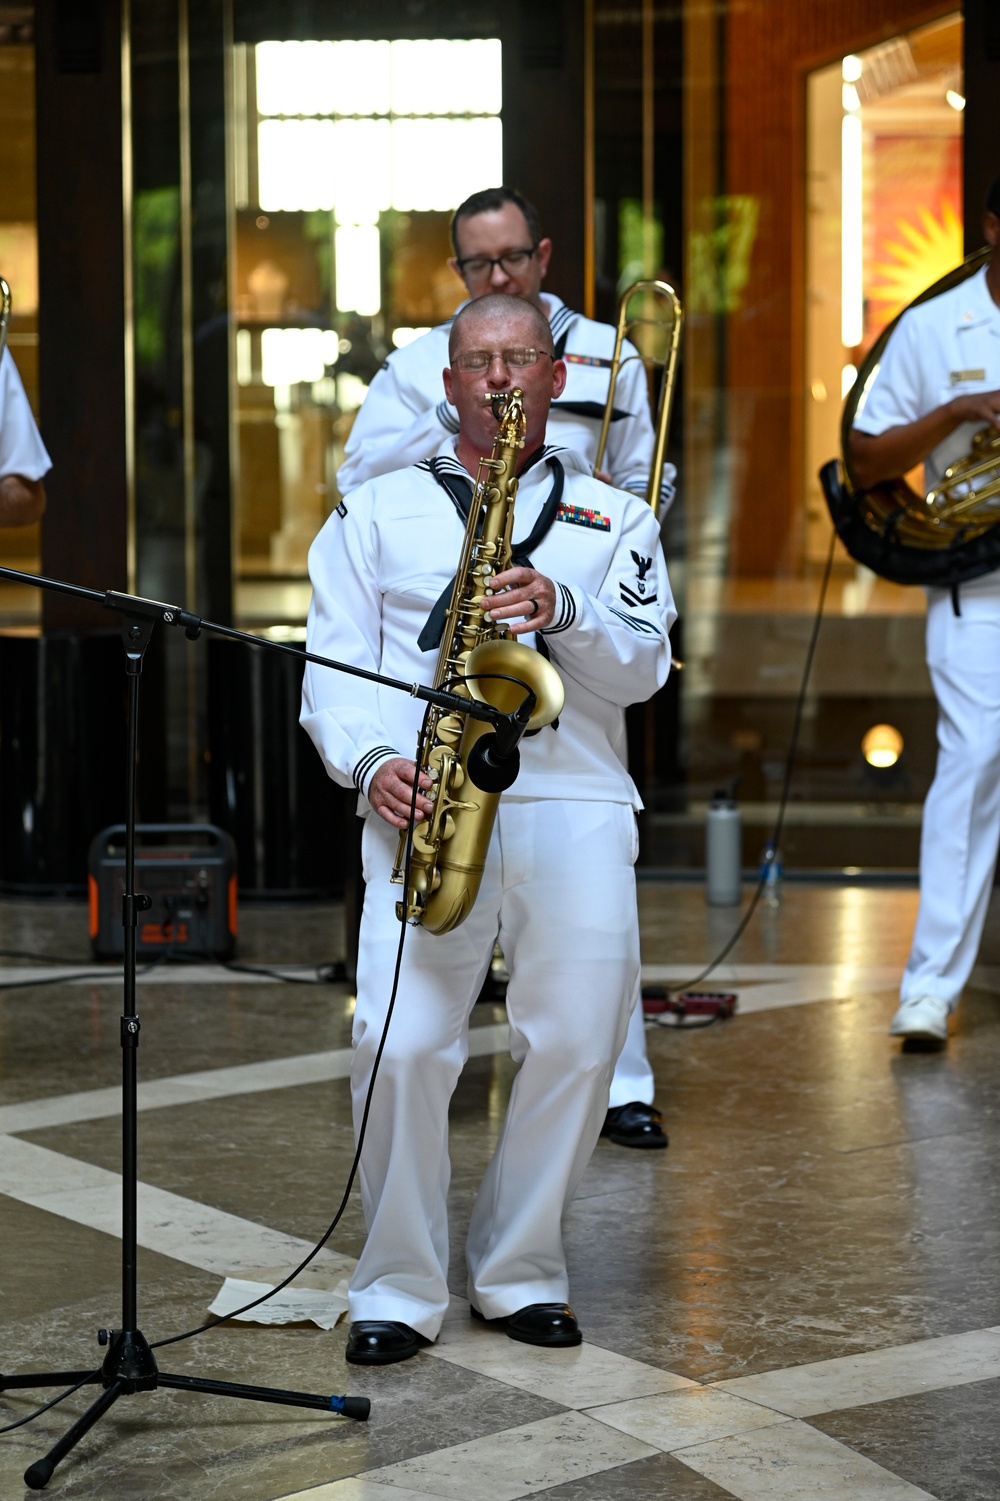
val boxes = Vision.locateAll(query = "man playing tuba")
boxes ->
[851,175,1000,1046]
[301,294,674,1364]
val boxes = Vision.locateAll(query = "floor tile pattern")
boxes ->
[1,885,999,1498]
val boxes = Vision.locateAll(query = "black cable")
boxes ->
[0,948,101,965]
[0,951,172,993]
[0,1371,101,1435]
[651,521,838,1008]
[217,959,338,985]
[149,704,434,1350]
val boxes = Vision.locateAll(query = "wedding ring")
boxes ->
[526,598,539,618]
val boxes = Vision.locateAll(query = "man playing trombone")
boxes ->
[336,184,673,1149]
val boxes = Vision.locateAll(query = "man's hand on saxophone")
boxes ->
[369,757,435,831]
[481,564,556,634]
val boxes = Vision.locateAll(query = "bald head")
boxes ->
[442,292,566,473]
[448,294,552,362]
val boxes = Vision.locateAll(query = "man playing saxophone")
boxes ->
[851,175,1000,1046]
[301,294,674,1364]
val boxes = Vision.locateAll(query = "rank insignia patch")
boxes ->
[620,550,657,607]
[556,502,611,531]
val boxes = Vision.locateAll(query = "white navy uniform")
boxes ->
[854,265,1000,1012]
[338,294,671,1109]
[336,293,676,510]
[301,441,674,1336]
[0,349,51,484]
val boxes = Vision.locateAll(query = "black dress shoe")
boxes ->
[345,1320,429,1365]
[471,1302,582,1346]
[601,1100,668,1149]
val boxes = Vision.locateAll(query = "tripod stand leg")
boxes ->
[23,1378,125,1491]
[158,1371,370,1420]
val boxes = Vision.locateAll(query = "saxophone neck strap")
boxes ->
[418,455,565,652]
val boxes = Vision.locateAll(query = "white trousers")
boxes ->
[902,577,1000,1009]
[349,798,640,1339]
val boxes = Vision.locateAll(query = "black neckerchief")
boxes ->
[417,453,565,652]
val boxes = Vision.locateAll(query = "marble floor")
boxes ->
[1,880,999,1499]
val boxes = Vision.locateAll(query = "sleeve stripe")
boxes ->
[608,605,662,637]
[543,581,577,635]
[549,304,575,340]
[353,745,399,792]
[435,399,460,434]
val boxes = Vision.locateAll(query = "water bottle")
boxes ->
[706,788,742,905]
[759,839,783,903]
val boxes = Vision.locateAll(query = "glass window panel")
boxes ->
[391,118,502,211]
[257,119,335,211]
[458,39,502,114]
[392,325,432,347]
[257,40,391,118]
[333,118,391,223]
[390,39,502,116]
[295,41,338,116]
[256,41,329,116]
[840,109,863,347]
[451,117,503,202]
[335,224,381,314]
[236,327,252,385]
[255,41,290,115]
[260,327,338,386]
[330,40,391,116]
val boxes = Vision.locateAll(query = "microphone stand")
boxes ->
[0,564,505,1491]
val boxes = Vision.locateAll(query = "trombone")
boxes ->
[0,276,11,364]
[594,278,683,519]
[595,278,684,668]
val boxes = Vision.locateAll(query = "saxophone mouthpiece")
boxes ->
[488,392,513,419]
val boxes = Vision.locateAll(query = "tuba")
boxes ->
[594,278,683,519]
[822,246,1000,586]
[391,388,564,934]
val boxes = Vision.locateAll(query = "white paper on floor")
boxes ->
[209,1276,349,1330]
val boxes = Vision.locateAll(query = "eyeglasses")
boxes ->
[451,347,554,374]
[454,247,537,281]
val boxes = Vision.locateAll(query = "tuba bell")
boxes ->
[821,245,1000,586]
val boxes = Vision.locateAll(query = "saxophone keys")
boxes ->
[412,824,437,856]
[433,716,464,747]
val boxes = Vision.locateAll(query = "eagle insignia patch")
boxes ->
[620,550,657,607]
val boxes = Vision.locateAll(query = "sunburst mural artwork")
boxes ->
[867,196,964,327]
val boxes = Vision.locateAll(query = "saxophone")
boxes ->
[391,388,564,933]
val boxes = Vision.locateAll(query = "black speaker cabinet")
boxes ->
[88,824,237,959]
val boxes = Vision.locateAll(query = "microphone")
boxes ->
[466,690,536,793]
